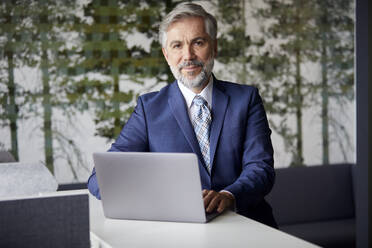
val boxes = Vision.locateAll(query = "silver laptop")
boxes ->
[93,152,219,223]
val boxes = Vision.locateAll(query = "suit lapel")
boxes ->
[209,80,229,171]
[168,82,206,168]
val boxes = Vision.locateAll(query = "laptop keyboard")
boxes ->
[205,211,221,222]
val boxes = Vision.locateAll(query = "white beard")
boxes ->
[170,56,214,90]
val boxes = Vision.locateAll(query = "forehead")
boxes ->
[166,16,208,42]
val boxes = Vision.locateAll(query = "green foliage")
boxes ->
[251,0,354,165]
[0,0,355,178]
[60,0,176,141]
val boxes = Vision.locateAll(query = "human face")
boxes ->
[162,17,217,93]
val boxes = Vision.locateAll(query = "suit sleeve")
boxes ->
[87,96,149,199]
[224,87,275,212]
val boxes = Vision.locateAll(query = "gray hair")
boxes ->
[159,2,217,48]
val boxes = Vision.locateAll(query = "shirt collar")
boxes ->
[177,76,213,109]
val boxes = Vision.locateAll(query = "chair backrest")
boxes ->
[0,192,90,248]
[57,183,87,191]
[0,162,58,198]
[266,163,355,225]
[0,151,16,163]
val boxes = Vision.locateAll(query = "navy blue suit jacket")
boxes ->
[88,78,276,227]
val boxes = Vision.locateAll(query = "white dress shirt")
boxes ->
[177,76,213,119]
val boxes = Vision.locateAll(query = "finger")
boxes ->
[206,194,221,213]
[203,190,213,207]
[217,194,234,212]
[202,189,209,197]
[203,190,217,208]
[217,199,227,213]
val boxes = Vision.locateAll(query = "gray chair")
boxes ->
[0,192,90,248]
[58,183,87,191]
[0,162,58,197]
[0,160,89,248]
[266,164,355,248]
[0,151,16,163]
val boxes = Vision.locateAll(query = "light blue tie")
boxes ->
[191,95,212,173]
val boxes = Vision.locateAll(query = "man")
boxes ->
[88,2,276,227]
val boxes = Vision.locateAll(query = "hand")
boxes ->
[202,189,235,213]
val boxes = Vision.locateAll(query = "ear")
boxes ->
[162,47,169,64]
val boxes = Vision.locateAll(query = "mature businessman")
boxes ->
[88,2,276,227]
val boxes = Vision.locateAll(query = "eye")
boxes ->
[194,40,204,46]
[172,43,181,49]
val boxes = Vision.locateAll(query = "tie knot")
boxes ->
[192,95,208,107]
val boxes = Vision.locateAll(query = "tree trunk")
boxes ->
[113,71,121,137]
[6,50,19,161]
[321,36,329,165]
[165,0,173,14]
[293,47,304,166]
[292,4,304,167]
[241,0,248,84]
[41,32,54,174]
[320,5,329,165]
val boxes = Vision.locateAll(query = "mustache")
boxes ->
[177,60,204,70]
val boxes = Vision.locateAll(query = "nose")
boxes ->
[183,44,195,61]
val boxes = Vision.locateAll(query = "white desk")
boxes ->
[89,193,319,248]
